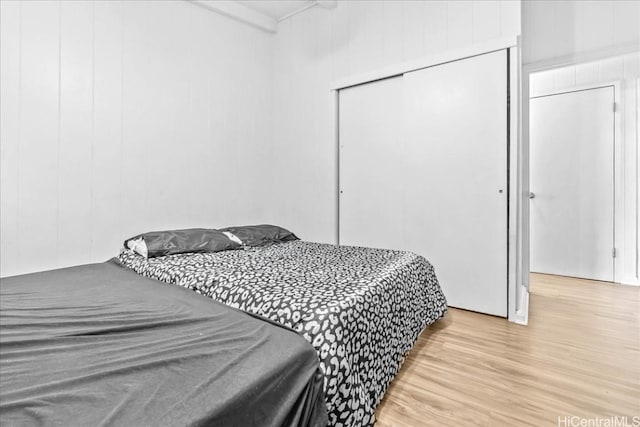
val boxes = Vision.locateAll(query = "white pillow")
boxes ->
[127,237,149,258]
[222,231,244,246]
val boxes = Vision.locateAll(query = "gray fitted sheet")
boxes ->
[0,260,327,427]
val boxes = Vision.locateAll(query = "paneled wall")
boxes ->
[530,52,640,285]
[522,0,640,65]
[271,0,522,244]
[0,0,274,276]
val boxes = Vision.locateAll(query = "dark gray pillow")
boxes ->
[124,228,241,258]
[219,224,298,247]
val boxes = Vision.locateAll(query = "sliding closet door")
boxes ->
[339,50,508,316]
[403,51,507,316]
[339,76,406,250]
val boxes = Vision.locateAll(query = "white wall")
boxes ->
[530,52,640,285]
[522,0,640,65]
[271,0,521,244]
[0,0,274,277]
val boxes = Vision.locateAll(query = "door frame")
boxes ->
[524,73,623,284]
[528,82,622,282]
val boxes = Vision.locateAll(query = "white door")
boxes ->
[339,76,407,251]
[402,51,508,316]
[530,87,615,281]
[340,50,508,317]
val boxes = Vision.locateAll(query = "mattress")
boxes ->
[118,240,448,426]
[0,261,327,427]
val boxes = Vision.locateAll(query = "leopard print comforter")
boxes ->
[118,241,447,426]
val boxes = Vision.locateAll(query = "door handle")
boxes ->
[529,192,536,199]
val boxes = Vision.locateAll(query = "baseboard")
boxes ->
[620,277,640,286]
[513,289,529,325]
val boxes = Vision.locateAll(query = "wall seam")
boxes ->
[119,0,124,249]
[56,0,62,267]
[16,0,23,272]
[90,0,96,259]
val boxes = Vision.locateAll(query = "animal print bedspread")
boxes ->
[118,241,447,426]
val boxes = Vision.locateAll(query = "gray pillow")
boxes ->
[219,224,298,247]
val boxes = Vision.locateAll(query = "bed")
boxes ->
[117,230,448,426]
[0,260,327,427]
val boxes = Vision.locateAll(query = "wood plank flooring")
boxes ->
[375,274,640,426]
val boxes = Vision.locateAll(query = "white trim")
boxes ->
[276,1,336,22]
[316,1,337,10]
[277,2,318,22]
[515,35,530,324]
[523,42,640,74]
[330,36,518,90]
[621,277,640,286]
[530,81,621,99]
[507,46,520,323]
[514,288,529,325]
[520,41,531,302]
[529,81,623,284]
[612,82,624,285]
[637,78,640,282]
[188,0,278,34]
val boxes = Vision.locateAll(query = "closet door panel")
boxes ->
[403,50,507,316]
[339,76,407,251]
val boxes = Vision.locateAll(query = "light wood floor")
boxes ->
[376,274,640,426]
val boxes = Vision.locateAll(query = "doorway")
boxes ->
[529,85,616,282]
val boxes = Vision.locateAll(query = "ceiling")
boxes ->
[236,0,315,21]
